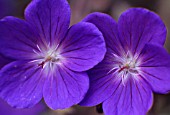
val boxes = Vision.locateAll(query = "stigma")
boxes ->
[109,51,141,85]
[32,44,63,69]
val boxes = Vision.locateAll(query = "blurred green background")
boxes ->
[1,0,170,115]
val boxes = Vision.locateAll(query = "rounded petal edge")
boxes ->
[60,22,106,72]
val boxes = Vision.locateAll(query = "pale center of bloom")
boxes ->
[110,52,141,85]
[38,49,61,68]
[32,44,63,70]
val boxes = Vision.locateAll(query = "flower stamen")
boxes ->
[110,52,141,85]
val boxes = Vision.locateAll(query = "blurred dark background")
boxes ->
[1,0,170,115]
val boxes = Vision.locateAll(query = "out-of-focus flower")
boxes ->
[0,99,46,115]
[0,0,106,110]
[69,0,111,25]
[80,8,170,115]
[50,107,75,115]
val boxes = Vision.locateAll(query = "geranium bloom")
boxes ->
[80,8,170,115]
[0,0,106,110]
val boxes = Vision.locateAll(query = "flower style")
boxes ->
[0,0,106,109]
[80,8,170,115]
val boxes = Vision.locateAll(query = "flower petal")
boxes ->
[0,54,13,68]
[79,53,121,106]
[103,78,153,115]
[0,17,39,59]
[139,44,170,94]
[118,8,166,54]
[59,22,106,72]
[25,0,70,45]
[83,12,123,56]
[0,61,45,108]
[0,99,46,115]
[43,65,89,109]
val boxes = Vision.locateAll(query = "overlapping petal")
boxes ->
[43,65,89,109]
[79,52,121,106]
[139,44,170,93]
[103,77,153,115]
[118,8,167,54]
[25,0,70,45]
[59,22,106,72]
[0,54,13,68]
[83,12,123,56]
[0,61,45,108]
[0,17,39,59]
[81,8,168,115]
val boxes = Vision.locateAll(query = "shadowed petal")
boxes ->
[83,12,124,56]
[0,61,45,108]
[0,17,39,59]
[25,0,70,46]
[60,22,106,72]
[79,52,121,106]
[103,78,153,115]
[43,65,89,109]
[0,99,46,115]
[140,44,170,94]
[118,8,166,54]
[0,54,13,68]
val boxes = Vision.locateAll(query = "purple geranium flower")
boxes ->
[80,8,170,115]
[0,0,106,110]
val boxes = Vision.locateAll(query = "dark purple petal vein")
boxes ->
[103,77,153,115]
[140,44,170,94]
[60,22,106,72]
[43,65,89,109]
[0,61,45,108]
[25,0,70,46]
[118,8,166,54]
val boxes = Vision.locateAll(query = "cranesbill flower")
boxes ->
[80,8,170,115]
[0,0,106,110]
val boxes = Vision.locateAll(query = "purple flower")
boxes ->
[80,8,170,115]
[0,0,106,110]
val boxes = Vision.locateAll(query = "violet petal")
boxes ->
[43,65,89,109]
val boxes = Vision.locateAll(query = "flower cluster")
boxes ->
[80,8,170,115]
[0,0,170,115]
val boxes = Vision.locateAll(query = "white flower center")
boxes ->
[32,44,63,69]
[109,51,141,85]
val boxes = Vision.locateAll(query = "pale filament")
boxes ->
[109,51,141,85]
[31,44,61,69]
